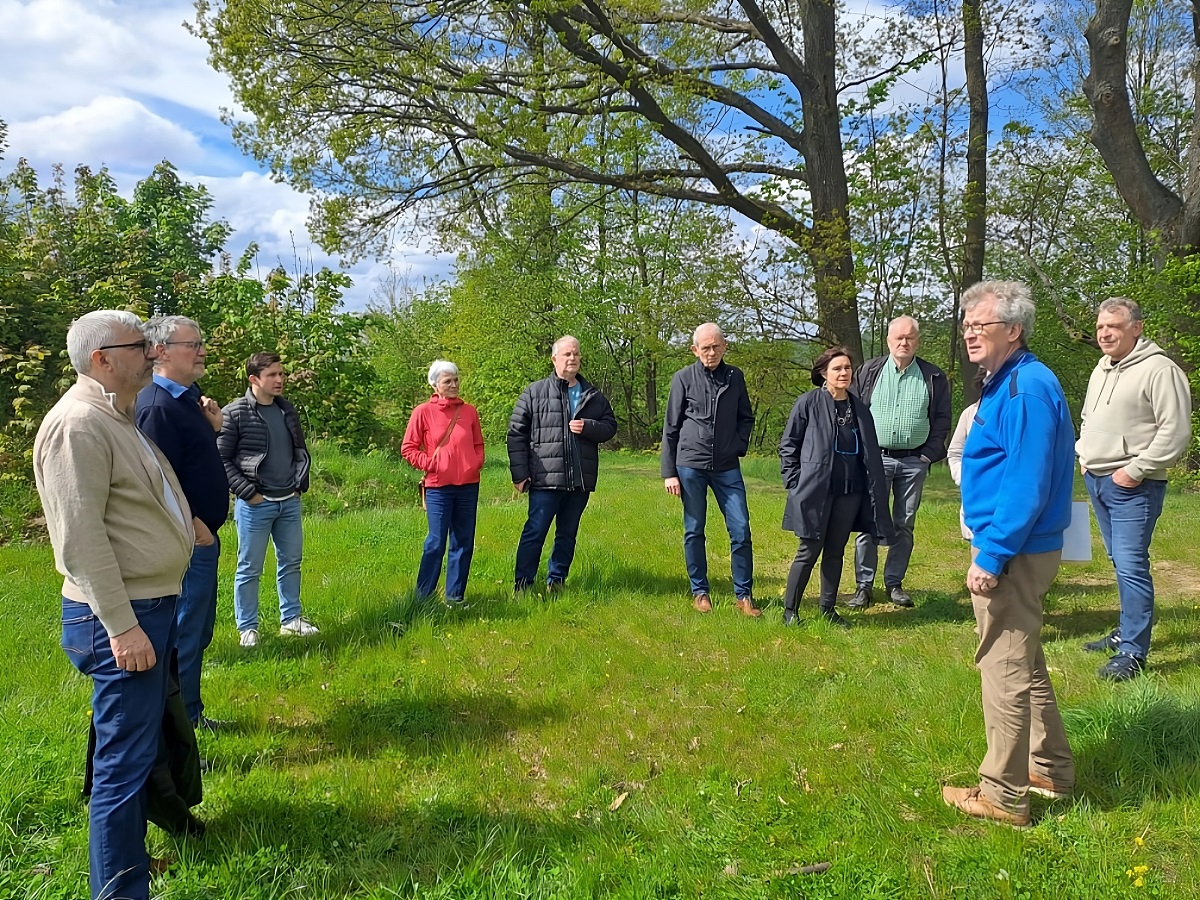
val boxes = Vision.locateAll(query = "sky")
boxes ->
[0,0,456,310]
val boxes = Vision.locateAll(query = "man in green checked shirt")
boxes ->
[848,316,952,609]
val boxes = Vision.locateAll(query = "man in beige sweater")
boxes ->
[34,310,195,900]
[1077,298,1192,682]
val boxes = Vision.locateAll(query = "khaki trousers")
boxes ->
[970,549,1074,813]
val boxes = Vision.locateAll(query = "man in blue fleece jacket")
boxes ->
[942,280,1076,828]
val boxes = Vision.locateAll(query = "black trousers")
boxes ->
[784,493,864,612]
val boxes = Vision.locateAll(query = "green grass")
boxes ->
[2,449,1199,899]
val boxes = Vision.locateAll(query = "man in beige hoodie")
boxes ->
[34,310,195,900]
[1077,298,1192,682]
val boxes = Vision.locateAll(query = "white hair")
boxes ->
[692,322,725,345]
[552,335,580,356]
[66,310,145,375]
[144,315,202,348]
[427,359,459,387]
[961,280,1037,341]
[888,316,920,335]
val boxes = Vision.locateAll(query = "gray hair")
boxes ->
[552,335,580,356]
[427,359,459,387]
[961,280,1036,341]
[144,315,202,348]
[692,322,725,345]
[888,315,920,335]
[66,310,145,375]
[1098,297,1143,322]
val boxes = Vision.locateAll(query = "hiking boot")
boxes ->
[846,584,873,610]
[693,593,713,613]
[1099,653,1144,683]
[735,596,762,618]
[1028,772,1072,800]
[941,785,1031,828]
[1083,628,1120,654]
[239,629,258,648]
[820,608,852,629]
[280,616,320,637]
[888,585,914,608]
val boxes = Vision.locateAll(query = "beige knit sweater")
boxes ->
[34,375,195,636]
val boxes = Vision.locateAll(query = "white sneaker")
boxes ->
[280,616,320,637]
[239,629,259,648]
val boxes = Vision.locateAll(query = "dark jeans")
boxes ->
[417,483,479,600]
[62,595,178,900]
[676,465,753,598]
[854,454,929,587]
[1085,472,1167,661]
[177,535,220,722]
[785,493,863,612]
[514,489,591,588]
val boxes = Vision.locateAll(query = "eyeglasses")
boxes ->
[164,340,205,351]
[960,320,1008,336]
[99,339,151,355]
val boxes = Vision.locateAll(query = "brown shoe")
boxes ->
[1028,772,1072,800]
[941,785,1031,828]
[693,593,713,613]
[735,597,762,618]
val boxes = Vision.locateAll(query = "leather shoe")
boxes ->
[820,608,852,629]
[942,785,1030,828]
[846,584,873,610]
[888,585,914,607]
[1028,772,1072,800]
[1099,653,1144,682]
[783,608,798,626]
[1083,628,1120,653]
[693,593,712,613]
[735,596,762,618]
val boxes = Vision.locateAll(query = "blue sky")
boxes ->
[0,0,455,309]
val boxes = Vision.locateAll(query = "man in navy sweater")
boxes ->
[942,281,1075,828]
[136,316,229,731]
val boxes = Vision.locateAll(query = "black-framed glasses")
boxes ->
[961,320,1007,336]
[164,340,205,351]
[99,339,151,354]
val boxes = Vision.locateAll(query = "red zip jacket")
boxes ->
[401,396,485,487]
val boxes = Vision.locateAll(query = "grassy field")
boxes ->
[2,448,1198,899]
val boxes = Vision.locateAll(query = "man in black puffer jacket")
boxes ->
[508,336,618,592]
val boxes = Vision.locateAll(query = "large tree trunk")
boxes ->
[796,0,862,364]
[958,0,988,402]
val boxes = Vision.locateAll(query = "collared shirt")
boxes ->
[152,372,192,399]
[870,358,931,451]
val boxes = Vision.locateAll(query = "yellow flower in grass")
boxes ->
[1134,835,1145,847]
[1134,877,1144,887]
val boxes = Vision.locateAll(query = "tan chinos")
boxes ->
[970,549,1074,814]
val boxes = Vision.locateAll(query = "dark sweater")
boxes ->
[136,380,230,532]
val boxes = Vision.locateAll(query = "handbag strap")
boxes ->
[428,406,461,465]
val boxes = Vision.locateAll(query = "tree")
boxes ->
[192,0,947,361]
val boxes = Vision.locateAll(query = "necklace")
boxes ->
[835,398,852,426]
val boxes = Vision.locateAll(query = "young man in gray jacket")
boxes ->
[661,323,759,616]
[1077,298,1191,682]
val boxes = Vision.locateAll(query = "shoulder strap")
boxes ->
[429,406,462,462]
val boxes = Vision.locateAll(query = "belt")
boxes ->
[880,448,920,458]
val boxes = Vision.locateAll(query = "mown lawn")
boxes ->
[1,449,1198,899]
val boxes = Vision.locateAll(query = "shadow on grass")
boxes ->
[1069,680,1200,809]
[194,795,592,894]
[1042,607,1124,642]
[855,590,975,627]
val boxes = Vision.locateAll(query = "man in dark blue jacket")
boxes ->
[942,281,1075,829]
[508,336,618,592]
[136,316,229,731]
[661,323,759,616]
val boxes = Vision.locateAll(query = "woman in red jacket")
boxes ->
[401,360,486,604]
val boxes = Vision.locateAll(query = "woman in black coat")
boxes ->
[779,347,894,628]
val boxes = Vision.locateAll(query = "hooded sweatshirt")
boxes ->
[401,395,485,488]
[1076,338,1192,482]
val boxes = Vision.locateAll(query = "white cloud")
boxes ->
[9,95,205,170]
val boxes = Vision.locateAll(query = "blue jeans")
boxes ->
[177,534,220,722]
[62,595,177,900]
[676,465,753,598]
[233,496,303,632]
[1085,472,1167,661]
[854,454,929,587]
[418,483,479,600]
[514,489,591,588]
